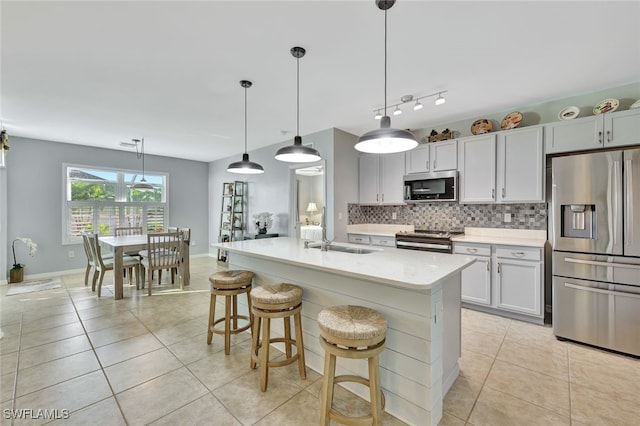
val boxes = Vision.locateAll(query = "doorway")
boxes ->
[289,161,326,239]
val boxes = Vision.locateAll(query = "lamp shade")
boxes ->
[275,136,321,163]
[306,202,318,213]
[227,153,264,174]
[133,179,154,191]
[354,116,418,154]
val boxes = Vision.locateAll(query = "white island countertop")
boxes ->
[215,237,475,291]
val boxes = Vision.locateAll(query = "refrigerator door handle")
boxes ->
[612,159,621,247]
[626,158,633,247]
[564,282,640,300]
[564,256,640,270]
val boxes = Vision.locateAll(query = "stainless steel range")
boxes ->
[395,230,464,254]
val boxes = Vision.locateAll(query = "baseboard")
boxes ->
[1,254,215,286]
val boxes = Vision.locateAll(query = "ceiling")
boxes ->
[2,1,639,163]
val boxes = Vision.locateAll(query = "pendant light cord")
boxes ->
[244,86,248,154]
[384,6,388,117]
[141,137,146,180]
[296,55,300,136]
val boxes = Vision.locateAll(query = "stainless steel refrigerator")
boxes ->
[551,148,640,356]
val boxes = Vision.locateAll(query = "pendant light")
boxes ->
[133,137,153,191]
[227,80,265,174]
[355,0,418,154]
[275,46,322,163]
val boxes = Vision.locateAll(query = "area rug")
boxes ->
[6,278,63,296]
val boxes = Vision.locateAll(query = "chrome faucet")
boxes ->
[321,206,333,251]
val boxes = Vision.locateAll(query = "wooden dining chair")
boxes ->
[169,227,191,286]
[86,233,141,297]
[115,226,144,236]
[141,232,183,295]
[115,226,144,281]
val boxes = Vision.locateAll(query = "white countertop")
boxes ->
[451,227,547,248]
[215,237,475,291]
[347,224,414,237]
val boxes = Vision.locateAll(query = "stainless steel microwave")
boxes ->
[403,171,458,203]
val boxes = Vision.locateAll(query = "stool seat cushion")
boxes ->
[209,270,254,289]
[317,305,387,342]
[250,283,302,305]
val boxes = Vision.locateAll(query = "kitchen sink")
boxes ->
[308,244,379,254]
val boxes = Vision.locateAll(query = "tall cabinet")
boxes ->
[217,181,246,263]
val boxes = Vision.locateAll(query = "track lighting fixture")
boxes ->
[370,90,447,119]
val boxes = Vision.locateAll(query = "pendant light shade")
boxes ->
[275,46,321,163]
[355,0,417,154]
[227,80,264,174]
[132,138,154,191]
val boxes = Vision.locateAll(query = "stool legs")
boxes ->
[368,355,383,425]
[294,312,306,379]
[207,294,216,344]
[250,308,306,392]
[207,288,252,355]
[320,351,336,426]
[259,317,271,392]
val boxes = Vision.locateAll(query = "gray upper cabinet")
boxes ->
[459,126,544,204]
[545,108,640,154]
[405,140,457,174]
[458,134,497,203]
[497,126,545,203]
[358,152,405,204]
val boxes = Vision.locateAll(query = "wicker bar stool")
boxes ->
[317,305,387,426]
[250,283,306,392]
[207,270,254,355]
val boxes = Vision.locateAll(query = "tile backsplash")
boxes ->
[348,202,548,231]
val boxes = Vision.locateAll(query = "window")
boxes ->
[63,165,168,244]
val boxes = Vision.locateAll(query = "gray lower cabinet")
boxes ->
[455,242,544,323]
[348,233,395,247]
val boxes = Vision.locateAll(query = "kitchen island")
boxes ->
[213,237,474,425]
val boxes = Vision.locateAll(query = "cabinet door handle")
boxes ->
[376,194,379,202]
[607,130,611,143]
[433,160,437,170]
[381,193,384,202]
[598,131,603,144]
[466,247,478,253]
[497,263,501,273]
[355,238,363,242]
[512,251,526,257]
[492,188,495,199]
[502,188,506,198]
[486,261,490,271]
[426,161,430,172]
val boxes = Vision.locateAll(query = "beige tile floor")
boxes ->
[0,256,638,425]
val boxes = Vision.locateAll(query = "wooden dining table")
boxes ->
[99,234,190,299]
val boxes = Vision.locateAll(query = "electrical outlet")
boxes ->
[191,240,196,246]
[504,213,512,223]
[68,250,75,258]
[338,212,342,220]
[392,212,397,220]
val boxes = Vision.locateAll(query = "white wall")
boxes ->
[4,137,209,279]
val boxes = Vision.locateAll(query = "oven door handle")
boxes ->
[397,241,450,250]
[564,282,640,299]
[564,257,640,270]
